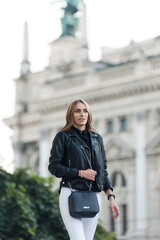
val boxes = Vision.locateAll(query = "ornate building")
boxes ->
[4,5,160,240]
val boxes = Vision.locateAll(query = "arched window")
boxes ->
[119,117,128,131]
[110,204,127,235]
[111,171,127,187]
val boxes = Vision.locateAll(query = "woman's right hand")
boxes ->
[79,169,97,181]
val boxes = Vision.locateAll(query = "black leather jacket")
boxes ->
[48,128,113,192]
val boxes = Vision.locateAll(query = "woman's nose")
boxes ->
[80,111,85,116]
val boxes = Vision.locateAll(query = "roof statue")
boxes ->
[61,0,83,37]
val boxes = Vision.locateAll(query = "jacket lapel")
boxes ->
[88,131,99,150]
[68,128,99,149]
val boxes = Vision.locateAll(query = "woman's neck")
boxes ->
[73,124,85,131]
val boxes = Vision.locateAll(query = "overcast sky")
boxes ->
[0,0,160,171]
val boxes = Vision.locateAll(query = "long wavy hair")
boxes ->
[61,99,96,132]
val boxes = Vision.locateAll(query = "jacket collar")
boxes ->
[67,128,98,149]
[67,128,98,137]
[88,131,99,149]
[71,126,88,136]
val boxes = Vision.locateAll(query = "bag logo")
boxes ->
[83,206,90,209]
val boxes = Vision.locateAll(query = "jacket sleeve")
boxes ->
[48,131,79,178]
[99,135,113,192]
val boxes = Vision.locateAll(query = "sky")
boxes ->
[0,0,160,171]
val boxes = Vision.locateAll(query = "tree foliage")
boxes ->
[0,168,116,240]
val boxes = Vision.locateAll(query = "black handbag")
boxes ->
[68,138,100,218]
[68,189,100,218]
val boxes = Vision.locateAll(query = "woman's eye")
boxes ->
[74,109,88,113]
[83,109,88,113]
[75,109,80,113]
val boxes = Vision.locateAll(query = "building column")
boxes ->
[97,118,106,135]
[39,129,50,177]
[12,141,24,170]
[127,167,136,236]
[134,112,147,238]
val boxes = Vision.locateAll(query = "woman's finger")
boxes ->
[112,206,120,219]
[114,206,120,219]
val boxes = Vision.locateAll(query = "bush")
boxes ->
[0,168,116,240]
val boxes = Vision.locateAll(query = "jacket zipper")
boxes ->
[83,145,92,167]
[84,144,103,191]
[73,138,101,191]
[69,159,71,168]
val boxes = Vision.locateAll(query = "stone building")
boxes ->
[4,20,160,240]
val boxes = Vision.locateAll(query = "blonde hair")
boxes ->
[62,99,96,132]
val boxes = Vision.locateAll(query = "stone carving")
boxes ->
[16,101,28,115]
[21,142,39,172]
[105,138,135,160]
[145,132,160,155]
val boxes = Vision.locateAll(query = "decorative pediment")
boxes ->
[145,133,160,155]
[105,138,135,160]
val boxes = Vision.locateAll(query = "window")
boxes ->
[120,117,127,131]
[107,120,114,133]
[110,204,128,235]
[110,172,128,235]
[122,204,127,235]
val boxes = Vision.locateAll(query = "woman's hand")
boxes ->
[79,169,97,181]
[109,198,120,219]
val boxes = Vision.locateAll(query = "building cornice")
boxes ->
[5,76,160,130]
[4,114,42,129]
[29,77,160,114]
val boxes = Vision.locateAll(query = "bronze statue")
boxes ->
[61,0,83,37]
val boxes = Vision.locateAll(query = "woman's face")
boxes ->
[73,102,88,130]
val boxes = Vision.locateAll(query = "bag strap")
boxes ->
[70,138,93,191]
[72,138,92,169]
[65,131,93,191]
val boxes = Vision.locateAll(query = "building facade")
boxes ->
[5,33,160,240]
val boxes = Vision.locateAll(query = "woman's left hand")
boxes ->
[110,198,120,220]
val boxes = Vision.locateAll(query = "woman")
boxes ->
[48,99,120,240]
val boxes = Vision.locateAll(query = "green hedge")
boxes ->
[0,168,116,240]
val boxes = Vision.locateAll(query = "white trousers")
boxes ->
[59,187,102,240]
